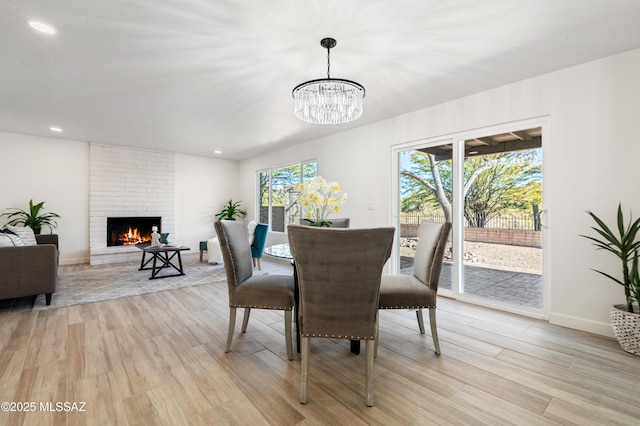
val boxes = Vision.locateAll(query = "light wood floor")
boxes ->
[0,257,639,425]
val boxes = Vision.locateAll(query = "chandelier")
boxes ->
[292,38,365,125]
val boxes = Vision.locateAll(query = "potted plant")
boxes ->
[582,203,640,355]
[1,199,60,234]
[215,200,247,221]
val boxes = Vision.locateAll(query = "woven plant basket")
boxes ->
[610,304,640,356]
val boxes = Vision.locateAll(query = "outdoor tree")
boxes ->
[402,153,453,220]
[401,149,541,227]
[259,162,318,227]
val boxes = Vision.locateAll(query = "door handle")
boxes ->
[540,209,548,229]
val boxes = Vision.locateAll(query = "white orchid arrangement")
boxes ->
[297,176,348,227]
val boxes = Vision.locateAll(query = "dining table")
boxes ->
[264,243,361,355]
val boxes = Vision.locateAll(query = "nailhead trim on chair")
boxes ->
[231,304,292,310]
[301,333,374,339]
[380,305,436,309]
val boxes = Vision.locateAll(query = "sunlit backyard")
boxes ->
[399,127,543,310]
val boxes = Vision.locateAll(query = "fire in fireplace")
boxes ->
[107,217,161,247]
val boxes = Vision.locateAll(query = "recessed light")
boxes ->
[49,127,63,132]
[28,20,56,35]
[214,150,222,154]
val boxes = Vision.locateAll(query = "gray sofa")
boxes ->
[0,234,58,305]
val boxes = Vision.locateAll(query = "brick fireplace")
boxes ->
[89,144,175,264]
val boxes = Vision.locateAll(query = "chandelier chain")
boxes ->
[327,46,331,79]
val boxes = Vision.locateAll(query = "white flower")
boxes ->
[297,176,347,227]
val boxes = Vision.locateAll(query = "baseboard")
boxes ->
[59,256,89,266]
[452,293,547,320]
[548,312,614,338]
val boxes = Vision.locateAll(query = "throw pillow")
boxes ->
[5,225,37,246]
[0,229,25,247]
[247,220,257,245]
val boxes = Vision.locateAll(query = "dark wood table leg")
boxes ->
[292,260,300,353]
[139,251,148,270]
[150,252,160,279]
[148,250,186,279]
[177,250,184,273]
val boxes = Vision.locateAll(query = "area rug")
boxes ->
[32,254,250,310]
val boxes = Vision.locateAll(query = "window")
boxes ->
[258,161,317,232]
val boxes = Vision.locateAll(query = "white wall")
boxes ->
[175,153,239,250]
[0,132,89,264]
[0,134,240,265]
[238,48,640,337]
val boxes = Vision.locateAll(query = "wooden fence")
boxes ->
[401,213,541,248]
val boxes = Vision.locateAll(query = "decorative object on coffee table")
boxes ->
[150,225,161,247]
[1,199,60,234]
[582,203,640,355]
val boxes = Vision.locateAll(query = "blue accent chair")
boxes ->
[251,223,269,270]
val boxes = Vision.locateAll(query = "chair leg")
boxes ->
[365,339,375,407]
[284,310,293,361]
[416,308,426,334]
[225,307,237,353]
[252,258,256,267]
[241,308,251,333]
[300,336,310,404]
[429,307,441,355]
[257,257,261,271]
[374,318,379,358]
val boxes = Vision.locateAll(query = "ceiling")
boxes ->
[2,1,640,160]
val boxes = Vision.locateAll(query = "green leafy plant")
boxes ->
[1,199,60,234]
[629,251,640,310]
[215,200,247,221]
[581,203,640,312]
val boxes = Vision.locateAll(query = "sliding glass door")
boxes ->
[461,133,542,309]
[398,141,454,292]
[396,125,544,313]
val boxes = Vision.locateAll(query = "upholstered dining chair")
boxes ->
[215,220,295,360]
[378,221,451,356]
[287,224,394,406]
[250,222,268,270]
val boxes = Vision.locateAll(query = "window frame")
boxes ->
[257,160,317,232]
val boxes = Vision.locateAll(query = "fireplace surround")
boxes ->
[89,144,175,264]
